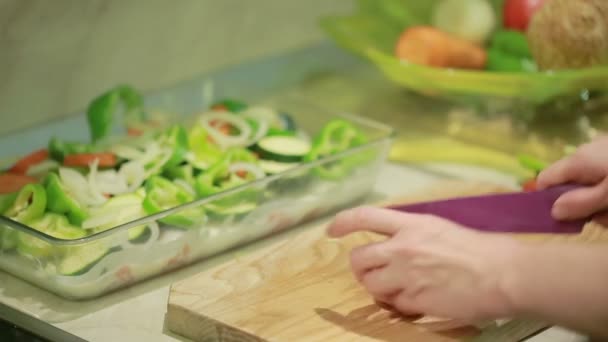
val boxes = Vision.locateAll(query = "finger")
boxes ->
[327,206,422,238]
[389,290,424,317]
[537,155,603,190]
[552,180,608,220]
[592,211,608,226]
[350,241,392,281]
[361,267,402,298]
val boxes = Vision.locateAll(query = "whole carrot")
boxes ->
[395,26,487,69]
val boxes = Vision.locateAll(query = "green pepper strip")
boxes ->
[48,137,95,162]
[194,148,258,196]
[161,125,190,170]
[517,154,548,174]
[194,148,261,213]
[4,183,47,224]
[2,184,47,251]
[87,84,146,143]
[0,192,17,215]
[16,213,86,258]
[304,120,369,180]
[143,176,205,228]
[187,125,223,170]
[45,173,89,226]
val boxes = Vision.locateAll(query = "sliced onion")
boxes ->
[87,159,113,204]
[111,144,144,160]
[26,160,59,177]
[59,168,107,207]
[199,111,251,148]
[82,212,117,230]
[119,160,147,193]
[95,170,129,195]
[229,162,266,180]
[243,116,269,147]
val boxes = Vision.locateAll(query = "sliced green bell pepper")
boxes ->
[164,164,195,184]
[143,176,205,228]
[16,213,86,258]
[45,173,89,226]
[187,125,223,170]
[0,192,18,215]
[194,148,261,215]
[194,148,258,196]
[4,183,47,224]
[518,154,548,174]
[486,30,537,73]
[304,120,369,180]
[87,85,146,143]
[48,137,95,162]
[159,124,189,170]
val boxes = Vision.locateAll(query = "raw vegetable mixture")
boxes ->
[0,85,370,266]
[395,0,608,72]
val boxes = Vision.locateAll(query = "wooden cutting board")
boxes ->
[166,181,608,342]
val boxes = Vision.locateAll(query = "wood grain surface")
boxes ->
[166,181,608,342]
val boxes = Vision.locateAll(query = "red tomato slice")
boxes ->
[63,153,117,168]
[127,127,143,136]
[9,149,49,175]
[522,178,537,192]
[0,173,38,194]
[503,0,547,31]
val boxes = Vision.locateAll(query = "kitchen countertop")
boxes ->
[0,162,589,342]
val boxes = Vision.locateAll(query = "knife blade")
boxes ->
[387,185,588,234]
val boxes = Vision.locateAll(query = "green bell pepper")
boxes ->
[143,176,205,228]
[16,213,86,258]
[194,148,261,216]
[164,164,195,184]
[486,30,537,73]
[194,148,258,196]
[186,125,223,170]
[211,99,248,112]
[45,173,89,226]
[0,192,17,215]
[48,137,95,162]
[87,85,146,143]
[4,183,47,224]
[2,183,47,251]
[518,154,548,174]
[304,120,369,180]
[159,124,189,170]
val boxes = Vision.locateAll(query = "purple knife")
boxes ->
[387,185,588,234]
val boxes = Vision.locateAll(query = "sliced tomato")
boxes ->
[127,127,143,136]
[211,104,228,111]
[503,0,547,31]
[235,170,248,179]
[0,173,38,194]
[210,119,232,135]
[522,178,537,192]
[63,153,117,168]
[9,149,49,175]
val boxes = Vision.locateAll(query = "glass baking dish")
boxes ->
[0,86,394,300]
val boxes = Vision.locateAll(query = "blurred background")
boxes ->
[0,0,352,135]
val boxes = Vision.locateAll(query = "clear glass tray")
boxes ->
[0,83,394,300]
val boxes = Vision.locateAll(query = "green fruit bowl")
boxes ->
[320,0,608,121]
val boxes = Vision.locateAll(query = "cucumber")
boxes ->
[259,160,298,175]
[58,243,110,276]
[254,136,311,163]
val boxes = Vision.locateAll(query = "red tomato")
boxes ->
[522,178,537,192]
[9,149,49,175]
[63,153,117,168]
[0,173,38,194]
[503,0,547,31]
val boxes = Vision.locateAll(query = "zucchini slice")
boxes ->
[58,243,110,276]
[254,136,311,163]
[259,160,298,175]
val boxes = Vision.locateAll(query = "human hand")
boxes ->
[327,206,523,323]
[537,135,608,222]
